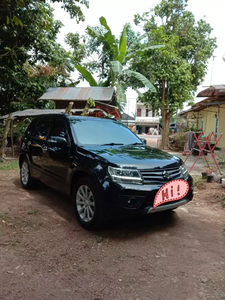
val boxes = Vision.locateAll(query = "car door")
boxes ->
[44,119,71,191]
[29,118,51,174]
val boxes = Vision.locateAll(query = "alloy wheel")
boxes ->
[76,185,95,222]
[21,161,29,185]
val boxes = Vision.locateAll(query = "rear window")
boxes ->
[36,120,51,140]
[25,119,38,136]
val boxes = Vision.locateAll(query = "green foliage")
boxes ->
[132,0,217,148]
[4,0,89,25]
[117,26,127,63]
[169,131,186,150]
[87,98,96,108]
[71,17,157,110]
[194,176,204,189]
[75,65,98,86]
[218,153,225,167]
[0,1,85,115]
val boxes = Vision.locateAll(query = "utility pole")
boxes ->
[210,55,216,86]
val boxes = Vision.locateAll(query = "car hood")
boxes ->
[78,144,182,170]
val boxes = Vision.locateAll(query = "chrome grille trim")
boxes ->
[139,167,182,183]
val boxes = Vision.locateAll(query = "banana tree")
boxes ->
[76,17,164,106]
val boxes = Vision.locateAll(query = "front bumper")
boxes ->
[147,198,190,213]
[104,176,194,216]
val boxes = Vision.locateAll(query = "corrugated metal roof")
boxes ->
[39,87,115,102]
[179,96,225,116]
[197,85,225,97]
[0,106,121,120]
[121,113,135,121]
[179,85,225,116]
[0,109,73,120]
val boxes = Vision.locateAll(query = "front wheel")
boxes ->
[73,177,105,230]
[20,158,35,189]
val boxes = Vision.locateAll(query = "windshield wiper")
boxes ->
[129,142,143,145]
[101,143,124,146]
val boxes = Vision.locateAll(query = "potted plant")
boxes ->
[201,171,207,179]
[206,168,215,182]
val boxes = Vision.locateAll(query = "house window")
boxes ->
[152,110,155,117]
[137,108,141,117]
[146,109,149,117]
[201,119,204,131]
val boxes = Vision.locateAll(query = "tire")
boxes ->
[72,177,105,230]
[20,158,35,189]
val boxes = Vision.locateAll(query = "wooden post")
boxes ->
[65,102,74,115]
[0,113,12,160]
[10,119,14,157]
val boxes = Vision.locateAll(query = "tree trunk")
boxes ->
[0,114,12,160]
[161,109,172,149]
[160,80,172,149]
[65,102,74,115]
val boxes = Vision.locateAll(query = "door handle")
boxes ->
[48,139,57,143]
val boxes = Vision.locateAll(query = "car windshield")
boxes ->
[70,118,142,146]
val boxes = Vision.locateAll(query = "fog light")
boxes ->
[119,195,145,209]
[127,197,138,208]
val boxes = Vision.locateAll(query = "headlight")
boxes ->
[180,165,189,178]
[108,166,142,184]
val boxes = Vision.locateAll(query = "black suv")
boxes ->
[19,114,193,229]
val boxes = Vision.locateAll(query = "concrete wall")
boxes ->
[136,103,159,117]
[195,106,225,148]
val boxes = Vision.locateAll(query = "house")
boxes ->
[180,85,225,148]
[121,113,135,130]
[135,102,160,134]
[39,87,121,119]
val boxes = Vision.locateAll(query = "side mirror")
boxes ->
[48,136,67,145]
[140,138,147,145]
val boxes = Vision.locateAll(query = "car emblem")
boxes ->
[163,171,170,180]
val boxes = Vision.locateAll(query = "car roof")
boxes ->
[34,114,117,122]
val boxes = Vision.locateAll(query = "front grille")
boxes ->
[139,166,182,183]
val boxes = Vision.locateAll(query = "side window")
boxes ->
[49,121,68,139]
[36,120,51,140]
[25,119,38,136]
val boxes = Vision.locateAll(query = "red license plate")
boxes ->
[153,179,189,210]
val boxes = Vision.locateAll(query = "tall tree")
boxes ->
[133,0,217,149]
[69,17,159,108]
[2,0,89,25]
[0,1,85,114]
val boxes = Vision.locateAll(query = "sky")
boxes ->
[52,0,225,115]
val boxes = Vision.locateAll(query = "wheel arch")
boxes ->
[19,154,28,167]
[69,170,102,199]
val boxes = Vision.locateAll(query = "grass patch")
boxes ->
[193,175,205,189]
[0,159,19,170]
[0,211,9,218]
[27,209,39,215]
[95,235,104,243]
[11,239,20,246]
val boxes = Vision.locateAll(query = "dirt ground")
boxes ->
[0,169,225,300]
